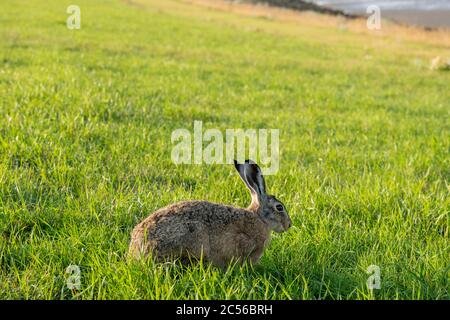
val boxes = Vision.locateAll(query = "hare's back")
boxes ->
[143,200,250,230]
[129,201,252,258]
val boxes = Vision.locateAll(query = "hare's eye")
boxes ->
[275,204,284,212]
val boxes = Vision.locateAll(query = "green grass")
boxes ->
[0,0,449,299]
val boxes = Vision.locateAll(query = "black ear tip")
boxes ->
[235,159,258,167]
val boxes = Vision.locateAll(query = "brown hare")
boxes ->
[128,160,292,269]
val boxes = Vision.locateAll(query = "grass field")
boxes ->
[0,0,449,299]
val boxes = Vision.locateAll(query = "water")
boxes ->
[311,0,450,12]
[308,0,450,28]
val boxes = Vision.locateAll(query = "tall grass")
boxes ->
[0,0,448,299]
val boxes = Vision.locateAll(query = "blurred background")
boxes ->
[296,0,450,28]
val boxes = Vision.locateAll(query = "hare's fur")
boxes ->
[128,160,291,268]
[129,200,271,268]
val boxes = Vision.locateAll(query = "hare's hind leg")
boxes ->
[185,238,211,262]
[174,231,211,266]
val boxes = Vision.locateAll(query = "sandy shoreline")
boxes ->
[244,1,450,30]
[316,0,450,29]
[379,10,450,29]
[180,0,450,46]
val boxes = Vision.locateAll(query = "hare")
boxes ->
[128,160,292,268]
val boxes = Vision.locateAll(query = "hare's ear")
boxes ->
[234,160,255,194]
[234,159,267,204]
[243,160,267,200]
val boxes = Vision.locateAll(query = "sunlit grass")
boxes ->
[0,0,448,299]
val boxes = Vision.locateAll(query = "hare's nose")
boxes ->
[287,219,292,229]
